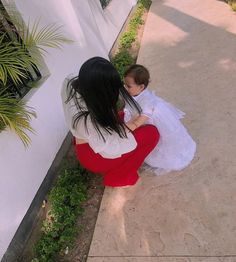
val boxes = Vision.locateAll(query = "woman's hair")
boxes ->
[66,56,141,139]
[124,64,150,87]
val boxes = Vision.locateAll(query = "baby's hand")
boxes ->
[126,114,149,131]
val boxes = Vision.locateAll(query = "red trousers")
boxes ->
[75,125,160,187]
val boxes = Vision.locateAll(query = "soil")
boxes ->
[59,164,104,262]
[20,145,104,262]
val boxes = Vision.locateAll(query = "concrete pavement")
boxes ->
[87,0,236,261]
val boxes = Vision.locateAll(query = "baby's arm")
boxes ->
[126,114,149,131]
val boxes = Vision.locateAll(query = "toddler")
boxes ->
[124,64,196,172]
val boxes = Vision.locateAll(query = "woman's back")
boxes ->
[61,75,137,159]
[60,57,160,187]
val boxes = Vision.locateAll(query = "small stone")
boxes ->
[41,200,47,208]
[65,246,69,255]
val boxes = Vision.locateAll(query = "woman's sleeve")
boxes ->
[124,106,133,122]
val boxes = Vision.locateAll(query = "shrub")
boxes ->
[111,0,152,77]
[0,9,71,146]
[32,165,93,262]
[111,49,135,78]
[120,30,136,49]
[129,16,144,31]
[139,0,152,10]
[226,0,236,11]
[119,1,147,50]
[230,1,236,11]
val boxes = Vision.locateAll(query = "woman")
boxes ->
[61,57,160,187]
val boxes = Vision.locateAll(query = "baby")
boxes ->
[124,64,196,172]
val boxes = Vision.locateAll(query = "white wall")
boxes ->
[86,0,136,52]
[0,0,136,259]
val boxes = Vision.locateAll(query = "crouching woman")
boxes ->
[61,57,159,187]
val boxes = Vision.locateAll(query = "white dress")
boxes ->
[124,89,196,171]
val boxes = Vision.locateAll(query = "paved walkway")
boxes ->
[87,0,236,261]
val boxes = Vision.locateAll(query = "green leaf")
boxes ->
[0,5,72,145]
[0,89,36,146]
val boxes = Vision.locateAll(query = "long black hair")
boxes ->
[66,57,141,139]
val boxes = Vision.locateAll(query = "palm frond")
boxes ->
[0,90,36,146]
[22,20,73,55]
[0,4,72,146]
[0,40,36,85]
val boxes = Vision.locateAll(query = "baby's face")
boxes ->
[124,76,145,97]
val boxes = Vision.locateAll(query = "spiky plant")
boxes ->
[0,4,72,146]
[0,89,36,146]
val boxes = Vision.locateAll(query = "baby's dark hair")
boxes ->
[124,64,150,87]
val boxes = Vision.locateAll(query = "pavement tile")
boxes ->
[87,257,236,262]
[88,0,236,259]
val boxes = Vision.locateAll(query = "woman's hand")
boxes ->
[126,121,138,131]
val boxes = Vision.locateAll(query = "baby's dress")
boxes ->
[124,89,196,171]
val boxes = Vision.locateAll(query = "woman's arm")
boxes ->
[126,114,149,131]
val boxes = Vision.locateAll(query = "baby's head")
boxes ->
[124,64,150,96]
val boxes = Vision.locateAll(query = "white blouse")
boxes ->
[61,75,137,159]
